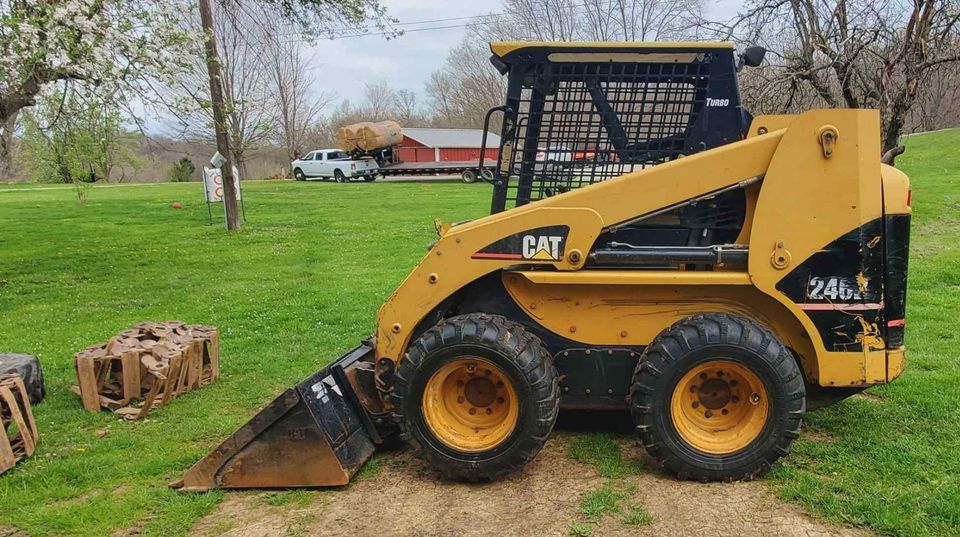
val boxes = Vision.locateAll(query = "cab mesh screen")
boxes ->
[499,60,710,208]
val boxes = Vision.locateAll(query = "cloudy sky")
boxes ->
[305,0,747,110]
[152,0,747,133]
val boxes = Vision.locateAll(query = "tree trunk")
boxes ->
[0,108,19,181]
[882,77,919,155]
[199,0,240,230]
[231,149,248,180]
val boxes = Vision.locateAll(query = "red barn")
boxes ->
[396,128,501,163]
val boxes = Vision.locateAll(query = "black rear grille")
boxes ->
[883,214,911,348]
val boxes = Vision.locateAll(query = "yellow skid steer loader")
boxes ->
[175,41,911,489]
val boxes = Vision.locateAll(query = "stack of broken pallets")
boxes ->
[72,321,219,420]
[1,374,38,475]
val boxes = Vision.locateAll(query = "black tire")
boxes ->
[0,353,45,405]
[364,175,376,182]
[629,313,805,481]
[334,169,348,183]
[392,313,560,481]
[461,169,477,183]
[480,168,495,182]
[293,168,306,181]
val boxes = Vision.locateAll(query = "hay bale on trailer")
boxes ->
[337,120,402,152]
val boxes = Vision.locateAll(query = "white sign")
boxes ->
[210,151,227,168]
[203,167,241,203]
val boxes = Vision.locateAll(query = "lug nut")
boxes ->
[457,396,464,403]
[690,385,697,393]
[692,401,699,408]
[484,369,492,376]
[497,397,504,404]
[722,409,729,415]
[496,380,504,388]
[699,372,708,380]
[469,407,477,415]
[705,410,713,418]
[717,371,724,377]
[732,396,740,403]
[486,408,492,415]
[750,393,761,405]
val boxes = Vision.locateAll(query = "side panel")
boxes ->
[749,110,885,386]
[502,271,818,378]
[774,218,885,353]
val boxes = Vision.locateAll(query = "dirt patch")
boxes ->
[804,428,839,444]
[193,433,868,537]
[854,392,885,403]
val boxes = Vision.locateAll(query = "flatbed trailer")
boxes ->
[378,159,497,183]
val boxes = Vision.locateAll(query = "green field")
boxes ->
[1,130,958,536]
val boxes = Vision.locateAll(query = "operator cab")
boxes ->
[482,41,767,261]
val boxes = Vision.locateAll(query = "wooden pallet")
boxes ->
[1,374,38,475]
[72,322,220,420]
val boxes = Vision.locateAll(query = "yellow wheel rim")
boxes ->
[422,357,519,453]
[670,360,769,455]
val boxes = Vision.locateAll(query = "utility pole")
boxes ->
[198,0,240,230]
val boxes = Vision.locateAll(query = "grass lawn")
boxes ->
[1,129,958,536]
[769,129,960,536]
[0,179,490,536]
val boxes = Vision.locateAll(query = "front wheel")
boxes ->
[334,169,348,183]
[293,168,306,181]
[392,314,560,481]
[630,313,805,481]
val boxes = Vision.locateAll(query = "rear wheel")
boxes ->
[334,169,348,183]
[392,314,559,481]
[629,313,805,481]
[364,175,376,182]
[461,169,477,183]
[480,168,495,182]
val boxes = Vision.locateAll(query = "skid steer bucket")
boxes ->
[174,341,385,491]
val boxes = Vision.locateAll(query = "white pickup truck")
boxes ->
[292,149,380,183]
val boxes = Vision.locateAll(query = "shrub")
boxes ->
[167,158,196,182]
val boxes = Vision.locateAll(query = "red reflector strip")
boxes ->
[470,252,524,260]
[887,319,906,327]
[906,189,912,207]
[798,303,882,311]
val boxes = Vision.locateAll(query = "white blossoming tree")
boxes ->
[0,0,199,178]
[0,0,394,181]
